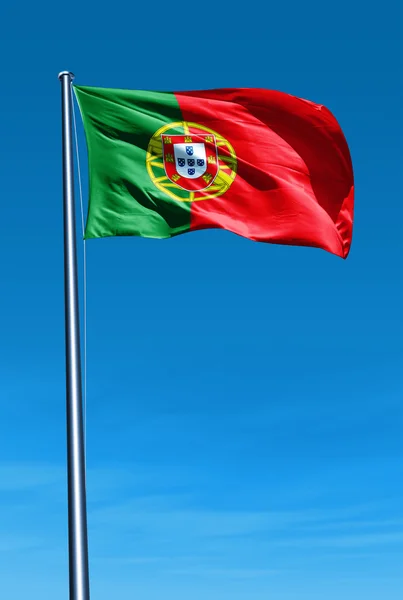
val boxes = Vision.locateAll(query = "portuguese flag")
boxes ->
[74,86,354,258]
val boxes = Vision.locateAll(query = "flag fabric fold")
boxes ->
[74,85,354,258]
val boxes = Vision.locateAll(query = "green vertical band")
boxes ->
[73,85,191,239]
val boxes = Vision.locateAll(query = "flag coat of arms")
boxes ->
[74,86,354,258]
[162,134,219,190]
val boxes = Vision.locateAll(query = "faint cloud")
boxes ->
[89,494,403,562]
[0,463,63,492]
[275,531,403,549]
[0,534,44,553]
[165,567,279,579]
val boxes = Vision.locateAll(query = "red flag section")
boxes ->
[176,89,354,258]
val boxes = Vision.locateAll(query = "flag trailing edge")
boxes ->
[74,85,354,258]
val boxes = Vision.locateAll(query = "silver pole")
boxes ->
[58,71,90,600]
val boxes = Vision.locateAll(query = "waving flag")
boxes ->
[74,86,354,257]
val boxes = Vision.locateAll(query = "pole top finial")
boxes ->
[58,71,75,81]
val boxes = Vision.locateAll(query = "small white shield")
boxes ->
[174,143,207,179]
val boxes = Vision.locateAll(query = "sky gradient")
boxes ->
[0,1,402,599]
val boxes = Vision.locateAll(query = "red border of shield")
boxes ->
[162,134,219,191]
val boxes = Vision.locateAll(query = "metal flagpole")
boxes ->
[58,70,90,600]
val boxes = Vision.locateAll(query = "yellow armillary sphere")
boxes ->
[146,121,237,202]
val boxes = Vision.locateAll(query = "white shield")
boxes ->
[174,143,207,179]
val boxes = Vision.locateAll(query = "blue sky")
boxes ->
[0,1,402,599]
